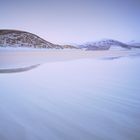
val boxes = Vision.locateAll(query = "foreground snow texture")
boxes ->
[0,55,140,140]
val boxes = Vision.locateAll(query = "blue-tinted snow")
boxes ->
[0,57,140,140]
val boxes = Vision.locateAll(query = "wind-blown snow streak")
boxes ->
[0,50,140,140]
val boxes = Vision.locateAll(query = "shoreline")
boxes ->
[0,49,140,71]
[0,64,40,73]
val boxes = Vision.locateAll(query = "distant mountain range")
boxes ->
[79,39,140,50]
[0,30,139,50]
[127,40,140,48]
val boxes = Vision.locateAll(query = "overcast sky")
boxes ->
[0,0,140,44]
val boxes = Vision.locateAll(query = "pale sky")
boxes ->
[0,0,140,44]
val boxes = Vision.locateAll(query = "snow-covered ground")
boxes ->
[0,48,140,69]
[0,50,140,140]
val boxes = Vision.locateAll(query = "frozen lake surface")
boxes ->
[0,52,140,140]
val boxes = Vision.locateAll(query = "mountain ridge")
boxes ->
[79,39,135,50]
[0,29,76,49]
[0,30,139,50]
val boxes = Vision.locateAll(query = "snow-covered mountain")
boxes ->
[127,40,140,48]
[0,30,76,49]
[1,30,139,50]
[79,39,133,50]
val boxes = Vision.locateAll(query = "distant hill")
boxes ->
[0,30,139,50]
[79,39,134,50]
[127,40,140,48]
[0,30,76,49]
